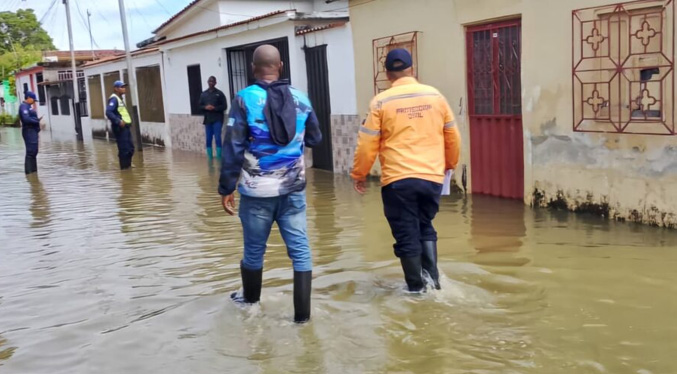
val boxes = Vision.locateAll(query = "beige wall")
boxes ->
[349,0,677,227]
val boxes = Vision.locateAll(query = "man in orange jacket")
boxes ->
[351,48,462,292]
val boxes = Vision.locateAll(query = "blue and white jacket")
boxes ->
[219,81,322,198]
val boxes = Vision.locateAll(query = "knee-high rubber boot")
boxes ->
[24,156,31,174]
[25,156,37,174]
[421,241,440,290]
[206,147,213,159]
[231,262,262,304]
[293,271,312,323]
[400,256,425,293]
[216,147,222,159]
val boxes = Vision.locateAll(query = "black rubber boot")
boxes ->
[421,241,441,290]
[400,256,425,292]
[293,271,312,323]
[231,262,262,304]
[25,156,37,174]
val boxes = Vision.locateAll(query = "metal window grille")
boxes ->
[57,70,85,81]
[372,32,419,94]
[573,0,675,135]
[226,37,291,100]
[467,22,522,116]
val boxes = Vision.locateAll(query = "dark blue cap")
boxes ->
[385,48,413,72]
[25,91,37,100]
[113,80,128,88]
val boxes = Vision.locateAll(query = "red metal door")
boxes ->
[466,20,524,199]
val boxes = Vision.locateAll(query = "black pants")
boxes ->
[382,178,442,258]
[113,125,134,170]
[22,126,39,174]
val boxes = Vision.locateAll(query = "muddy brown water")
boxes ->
[1,128,676,374]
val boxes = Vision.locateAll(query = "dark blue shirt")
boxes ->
[19,102,40,130]
[105,95,123,127]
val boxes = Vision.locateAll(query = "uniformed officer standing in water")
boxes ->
[106,81,135,170]
[19,91,42,174]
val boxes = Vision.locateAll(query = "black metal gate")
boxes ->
[226,37,291,100]
[304,45,333,171]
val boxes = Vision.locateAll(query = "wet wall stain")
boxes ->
[141,134,165,147]
[532,188,676,228]
[91,129,108,139]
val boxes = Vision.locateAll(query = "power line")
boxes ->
[152,0,172,16]
[74,0,99,49]
[129,0,152,30]
[39,0,59,24]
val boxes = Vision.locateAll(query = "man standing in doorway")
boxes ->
[106,80,135,170]
[219,45,322,323]
[351,49,462,292]
[19,91,42,174]
[199,76,227,159]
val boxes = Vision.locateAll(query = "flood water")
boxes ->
[1,127,676,374]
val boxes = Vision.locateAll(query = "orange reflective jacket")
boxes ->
[351,77,462,186]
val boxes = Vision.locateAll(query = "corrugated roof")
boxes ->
[153,0,205,34]
[157,10,292,46]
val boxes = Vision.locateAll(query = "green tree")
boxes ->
[0,9,55,81]
[0,9,55,53]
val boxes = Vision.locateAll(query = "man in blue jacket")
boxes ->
[106,81,134,170]
[219,44,322,323]
[19,91,42,174]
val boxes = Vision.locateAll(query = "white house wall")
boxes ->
[298,24,357,115]
[297,23,359,173]
[82,52,169,147]
[162,21,302,154]
[162,0,222,40]
[217,0,313,24]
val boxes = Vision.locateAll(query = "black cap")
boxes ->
[385,48,413,72]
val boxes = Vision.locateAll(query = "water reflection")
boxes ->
[1,127,677,374]
[470,196,530,267]
[27,175,51,230]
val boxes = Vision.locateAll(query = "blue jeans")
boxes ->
[239,191,312,272]
[205,122,223,148]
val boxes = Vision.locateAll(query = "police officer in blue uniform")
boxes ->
[19,91,42,174]
[105,80,134,170]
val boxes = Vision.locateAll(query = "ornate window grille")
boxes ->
[372,32,419,94]
[573,0,675,135]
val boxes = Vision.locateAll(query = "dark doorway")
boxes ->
[304,45,333,171]
[226,37,291,99]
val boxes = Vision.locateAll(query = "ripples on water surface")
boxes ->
[0,128,676,374]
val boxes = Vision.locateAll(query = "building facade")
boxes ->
[347,0,677,227]
[81,0,358,172]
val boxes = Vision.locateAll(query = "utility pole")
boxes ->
[117,0,143,151]
[63,0,83,140]
[87,10,95,60]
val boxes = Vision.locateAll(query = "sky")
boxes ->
[1,0,191,51]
